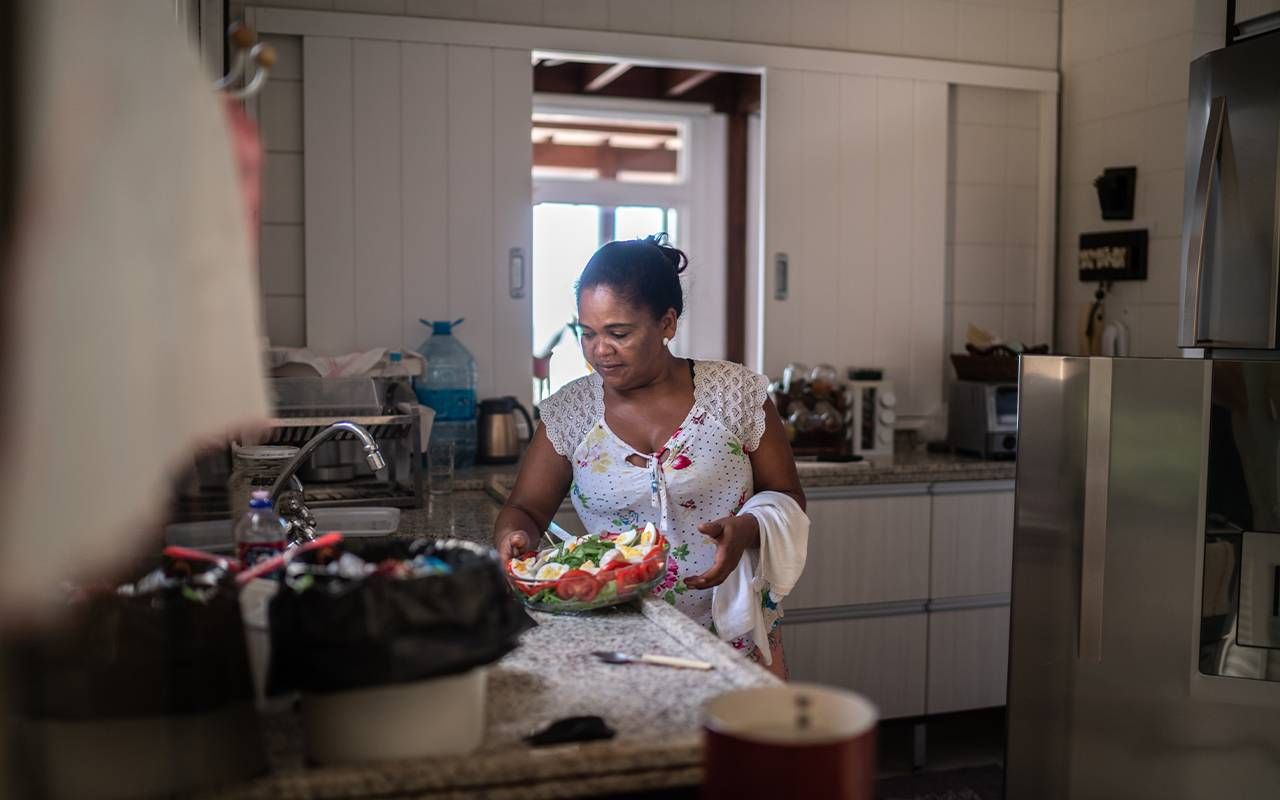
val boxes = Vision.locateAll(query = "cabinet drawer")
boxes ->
[929,491,1014,599]
[926,606,1010,714]
[786,495,931,609]
[781,614,927,719]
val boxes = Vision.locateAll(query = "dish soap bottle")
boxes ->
[234,490,290,575]
[415,318,478,467]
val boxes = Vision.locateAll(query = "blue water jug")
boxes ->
[415,318,478,467]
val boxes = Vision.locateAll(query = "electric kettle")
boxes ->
[477,396,533,464]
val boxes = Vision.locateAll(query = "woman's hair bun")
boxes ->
[644,233,688,275]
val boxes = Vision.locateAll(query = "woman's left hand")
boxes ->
[685,514,760,590]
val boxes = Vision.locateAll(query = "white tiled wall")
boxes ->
[1055,0,1224,357]
[233,0,1060,68]
[947,85,1042,357]
[256,34,307,346]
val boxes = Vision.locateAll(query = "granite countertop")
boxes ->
[793,448,1015,488]
[214,599,777,799]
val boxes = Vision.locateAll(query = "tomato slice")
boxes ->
[555,569,601,601]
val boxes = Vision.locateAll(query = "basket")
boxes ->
[950,354,1019,383]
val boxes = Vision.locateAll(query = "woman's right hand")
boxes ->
[495,528,532,561]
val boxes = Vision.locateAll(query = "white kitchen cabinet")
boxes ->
[926,605,1010,714]
[929,485,1015,599]
[762,70,947,420]
[303,35,532,404]
[782,613,928,719]
[786,488,931,610]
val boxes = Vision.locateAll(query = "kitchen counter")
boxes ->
[214,598,777,799]
[793,449,1015,488]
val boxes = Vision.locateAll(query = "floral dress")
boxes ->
[539,359,783,652]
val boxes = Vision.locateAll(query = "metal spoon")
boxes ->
[592,651,714,671]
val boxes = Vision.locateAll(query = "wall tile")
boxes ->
[1003,303,1035,343]
[848,0,905,53]
[954,184,1006,243]
[958,3,1008,63]
[1062,179,1098,238]
[1100,47,1148,117]
[261,79,303,153]
[1009,0,1058,10]
[1146,34,1194,106]
[404,0,477,18]
[1064,58,1108,124]
[262,153,303,224]
[1099,110,1144,170]
[1190,31,1220,59]
[1007,9,1058,68]
[333,0,405,12]
[955,124,1007,184]
[260,224,306,295]
[610,0,674,33]
[903,0,958,60]
[1129,303,1181,357]
[1005,126,1037,186]
[734,0,792,44]
[1192,0,1227,36]
[261,35,302,81]
[791,0,847,49]
[1005,185,1037,244]
[954,85,1008,125]
[953,244,1006,303]
[475,0,543,23]
[1062,119,1101,184]
[1104,0,1151,53]
[670,0,734,39]
[1062,1,1108,65]
[264,295,307,347]
[1147,0,1196,40]
[1006,90,1040,128]
[1004,244,1036,302]
[257,0,333,8]
[1143,101,1189,171]
[1145,167,1186,238]
[1141,235,1184,304]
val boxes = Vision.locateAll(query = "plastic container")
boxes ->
[415,319,478,467]
[233,491,290,572]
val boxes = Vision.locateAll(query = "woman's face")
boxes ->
[577,285,677,390]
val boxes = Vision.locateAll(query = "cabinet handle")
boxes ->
[1079,357,1112,663]
[774,253,789,300]
[508,247,526,299]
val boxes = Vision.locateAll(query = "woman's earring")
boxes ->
[662,337,670,347]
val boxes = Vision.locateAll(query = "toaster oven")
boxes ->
[947,381,1018,459]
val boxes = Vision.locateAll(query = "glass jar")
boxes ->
[227,445,298,520]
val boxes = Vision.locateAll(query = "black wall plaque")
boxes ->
[1078,229,1148,281]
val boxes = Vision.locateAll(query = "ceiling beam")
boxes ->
[664,68,716,97]
[532,121,679,138]
[583,62,632,92]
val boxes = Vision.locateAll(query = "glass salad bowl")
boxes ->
[504,525,669,613]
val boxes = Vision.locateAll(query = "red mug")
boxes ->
[703,683,878,799]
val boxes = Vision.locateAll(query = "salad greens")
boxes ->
[552,536,614,570]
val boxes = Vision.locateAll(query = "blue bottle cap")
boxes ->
[249,490,273,509]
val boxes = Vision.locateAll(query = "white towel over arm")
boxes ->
[710,491,810,665]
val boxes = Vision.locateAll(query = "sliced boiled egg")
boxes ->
[563,537,582,553]
[535,562,570,581]
[614,528,638,546]
[510,557,537,579]
[616,544,646,563]
[580,560,600,575]
[600,548,623,568]
[640,522,658,547]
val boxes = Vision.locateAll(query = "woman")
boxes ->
[494,235,805,677]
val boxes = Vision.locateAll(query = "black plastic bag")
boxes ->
[8,569,256,720]
[266,538,533,696]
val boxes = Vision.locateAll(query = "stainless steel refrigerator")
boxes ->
[1005,25,1280,800]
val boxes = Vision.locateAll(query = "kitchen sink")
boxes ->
[164,507,400,553]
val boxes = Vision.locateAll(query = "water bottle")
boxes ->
[234,490,290,574]
[415,318,478,467]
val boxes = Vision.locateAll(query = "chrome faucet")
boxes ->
[268,421,386,543]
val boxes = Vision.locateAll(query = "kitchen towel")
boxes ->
[710,491,810,665]
[267,347,426,378]
[0,1,268,622]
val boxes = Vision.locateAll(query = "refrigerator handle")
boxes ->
[1182,96,1228,347]
[1079,358,1113,663]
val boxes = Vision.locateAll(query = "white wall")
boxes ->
[235,0,1059,69]
[1055,0,1222,356]
[947,85,1042,355]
